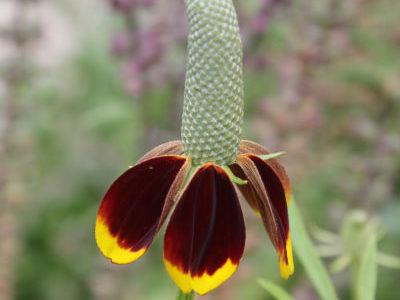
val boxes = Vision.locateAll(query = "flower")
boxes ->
[96,0,293,295]
[95,140,293,295]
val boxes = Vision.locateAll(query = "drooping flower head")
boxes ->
[96,0,294,296]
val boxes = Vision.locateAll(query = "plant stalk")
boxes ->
[176,289,195,300]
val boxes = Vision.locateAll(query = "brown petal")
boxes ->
[238,140,291,204]
[238,140,270,156]
[229,164,260,214]
[137,140,184,164]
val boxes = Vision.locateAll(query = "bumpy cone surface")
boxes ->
[181,0,244,165]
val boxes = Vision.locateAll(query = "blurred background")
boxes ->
[0,0,399,299]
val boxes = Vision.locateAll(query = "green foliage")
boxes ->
[257,278,293,300]
[289,199,339,300]
[354,233,377,300]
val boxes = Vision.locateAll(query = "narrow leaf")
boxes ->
[257,278,293,300]
[222,165,247,185]
[289,198,339,300]
[330,254,351,273]
[311,224,339,244]
[259,152,285,161]
[355,233,377,300]
[377,252,400,269]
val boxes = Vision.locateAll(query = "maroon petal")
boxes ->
[96,155,190,264]
[238,140,291,203]
[164,164,245,295]
[234,154,293,278]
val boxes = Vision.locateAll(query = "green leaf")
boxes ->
[355,233,377,300]
[289,199,339,300]
[222,166,248,185]
[377,252,400,269]
[330,254,351,274]
[259,152,285,161]
[257,278,293,300]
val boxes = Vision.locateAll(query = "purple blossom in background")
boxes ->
[111,31,133,56]
[110,0,155,12]
[250,0,283,34]
[110,0,135,11]
[107,0,284,97]
[252,14,269,34]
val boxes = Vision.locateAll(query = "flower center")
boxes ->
[181,0,244,166]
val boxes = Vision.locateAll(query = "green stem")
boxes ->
[176,289,195,300]
[350,259,359,300]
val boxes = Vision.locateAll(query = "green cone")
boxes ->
[181,0,244,165]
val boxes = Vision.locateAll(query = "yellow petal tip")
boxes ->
[95,217,146,264]
[192,259,238,295]
[279,233,294,279]
[164,260,192,294]
[164,258,238,295]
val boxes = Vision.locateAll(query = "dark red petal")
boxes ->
[96,155,189,264]
[238,140,291,204]
[164,164,245,295]
[229,164,260,213]
[250,155,289,235]
[235,154,293,278]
